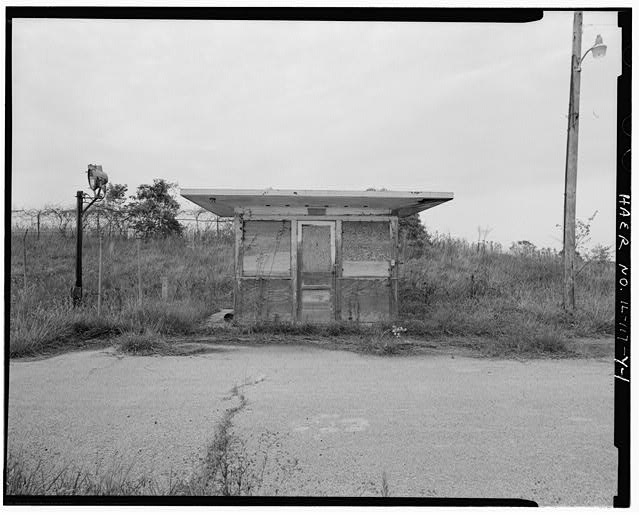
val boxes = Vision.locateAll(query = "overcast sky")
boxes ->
[11,11,621,250]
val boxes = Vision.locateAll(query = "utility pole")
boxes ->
[562,11,583,312]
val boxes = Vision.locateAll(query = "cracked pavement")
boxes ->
[7,343,616,504]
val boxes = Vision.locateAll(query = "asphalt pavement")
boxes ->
[7,344,616,504]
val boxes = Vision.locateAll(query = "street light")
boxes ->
[72,164,109,306]
[574,34,607,71]
[562,13,606,311]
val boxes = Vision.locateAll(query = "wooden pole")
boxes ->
[97,234,103,316]
[22,229,28,291]
[137,238,142,307]
[161,276,168,301]
[562,11,583,312]
[402,231,407,269]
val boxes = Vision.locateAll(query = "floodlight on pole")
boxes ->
[72,164,109,307]
[88,164,109,196]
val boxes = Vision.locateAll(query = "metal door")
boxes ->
[298,221,335,322]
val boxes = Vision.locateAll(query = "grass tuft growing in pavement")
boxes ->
[113,330,225,357]
[381,471,390,497]
[112,330,171,356]
[4,451,167,496]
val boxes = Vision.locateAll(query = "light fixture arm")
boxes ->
[574,46,595,71]
[82,190,105,214]
[574,35,606,72]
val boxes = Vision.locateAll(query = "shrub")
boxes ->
[112,330,169,356]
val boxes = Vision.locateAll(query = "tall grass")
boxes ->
[399,234,614,343]
[9,233,233,357]
[9,230,614,358]
[5,451,168,495]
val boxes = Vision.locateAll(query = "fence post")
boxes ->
[22,229,28,290]
[161,276,169,301]
[97,234,103,316]
[137,238,142,307]
[402,232,407,269]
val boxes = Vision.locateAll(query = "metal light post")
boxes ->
[72,164,109,306]
[562,11,607,311]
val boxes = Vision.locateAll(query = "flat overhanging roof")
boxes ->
[180,188,454,217]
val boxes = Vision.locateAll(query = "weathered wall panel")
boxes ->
[290,220,298,321]
[242,220,291,277]
[340,278,390,322]
[334,219,343,321]
[299,289,333,322]
[390,216,399,318]
[237,278,292,322]
[342,260,389,277]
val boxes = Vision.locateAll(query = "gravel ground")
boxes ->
[7,343,616,505]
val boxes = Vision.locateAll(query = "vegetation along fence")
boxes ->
[9,207,614,358]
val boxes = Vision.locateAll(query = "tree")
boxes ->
[89,183,129,236]
[399,214,428,242]
[575,210,598,259]
[556,210,598,260]
[106,183,128,204]
[587,243,612,263]
[366,187,429,242]
[128,179,183,238]
[45,205,75,237]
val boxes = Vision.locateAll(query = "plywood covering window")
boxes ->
[242,220,291,277]
[341,221,391,277]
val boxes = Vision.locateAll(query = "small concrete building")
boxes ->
[181,188,453,324]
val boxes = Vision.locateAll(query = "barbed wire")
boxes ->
[10,208,232,238]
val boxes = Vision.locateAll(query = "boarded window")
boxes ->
[242,221,291,277]
[342,221,391,277]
